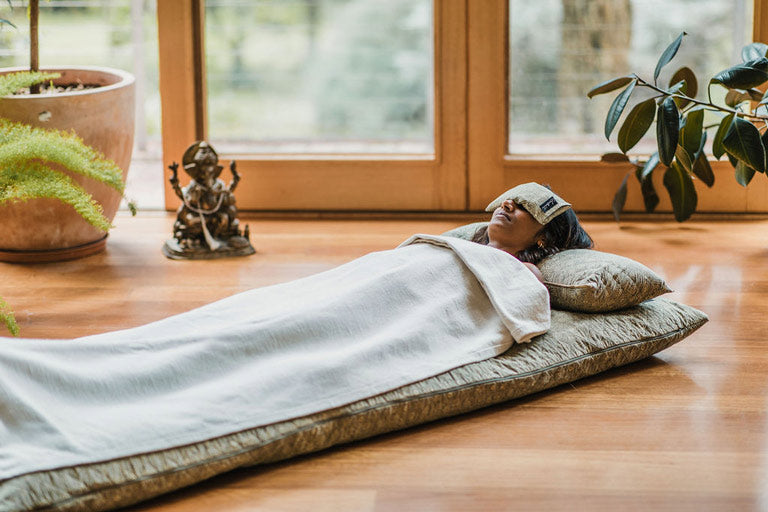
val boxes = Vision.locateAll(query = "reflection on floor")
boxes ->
[3,215,767,511]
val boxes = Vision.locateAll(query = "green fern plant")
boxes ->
[0,71,128,336]
[0,297,19,337]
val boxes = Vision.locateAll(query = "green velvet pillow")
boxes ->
[442,223,671,312]
[537,249,671,312]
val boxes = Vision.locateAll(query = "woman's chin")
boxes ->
[488,216,507,230]
[487,218,510,237]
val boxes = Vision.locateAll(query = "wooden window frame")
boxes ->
[158,0,768,213]
[157,0,467,211]
[468,0,768,213]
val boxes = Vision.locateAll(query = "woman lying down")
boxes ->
[0,182,592,482]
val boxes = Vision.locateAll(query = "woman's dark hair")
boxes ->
[471,208,593,264]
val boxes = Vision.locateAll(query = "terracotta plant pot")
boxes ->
[0,66,135,262]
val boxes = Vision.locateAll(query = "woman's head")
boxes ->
[473,183,593,263]
[485,199,545,256]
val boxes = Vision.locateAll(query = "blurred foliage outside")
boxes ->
[0,0,755,158]
[204,0,433,154]
[509,0,754,155]
[0,0,161,149]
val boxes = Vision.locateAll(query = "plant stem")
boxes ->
[633,74,768,122]
[29,0,39,93]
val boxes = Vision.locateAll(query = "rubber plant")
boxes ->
[589,32,768,221]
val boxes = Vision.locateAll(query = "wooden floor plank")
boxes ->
[2,213,768,511]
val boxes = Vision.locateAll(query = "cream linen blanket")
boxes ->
[0,235,549,480]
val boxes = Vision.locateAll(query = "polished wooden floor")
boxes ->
[3,213,767,511]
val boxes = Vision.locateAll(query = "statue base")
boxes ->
[162,236,256,260]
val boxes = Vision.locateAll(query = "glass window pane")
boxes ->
[0,0,163,209]
[205,0,434,155]
[508,0,753,156]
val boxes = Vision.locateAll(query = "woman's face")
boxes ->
[487,199,543,256]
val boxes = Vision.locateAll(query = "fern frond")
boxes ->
[0,71,61,97]
[0,297,19,337]
[0,161,112,231]
[0,118,124,192]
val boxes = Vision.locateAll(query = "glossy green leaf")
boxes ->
[654,32,686,84]
[692,149,715,187]
[760,129,768,176]
[635,165,660,212]
[587,76,633,98]
[617,98,656,153]
[656,96,679,165]
[612,173,630,222]
[735,160,756,186]
[640,152,660,180]
[669,66,698,108]
[742,42,768,62]
[695,130,708,158]
[711,58,768,90]
[725,89,753,107]
[604,79,637,140]
[679,107,704,158]
[600,152,631,163]
[727,151,739,168]
[669,66,698,97]
[712,114,734,160]
[666,80,685,95]
[663,160,697,222]
[675,145,693,172]
[747,88,764,102]
[722,116,766,173]
[722,88,763,105]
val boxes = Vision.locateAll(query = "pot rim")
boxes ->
[0,65,135,99]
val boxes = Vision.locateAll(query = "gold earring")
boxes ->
[537,240,545,248]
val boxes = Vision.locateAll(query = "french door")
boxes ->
[158,0,466,211]
[158,0,768,213]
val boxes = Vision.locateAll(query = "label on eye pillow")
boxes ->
[540,196,557,212]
